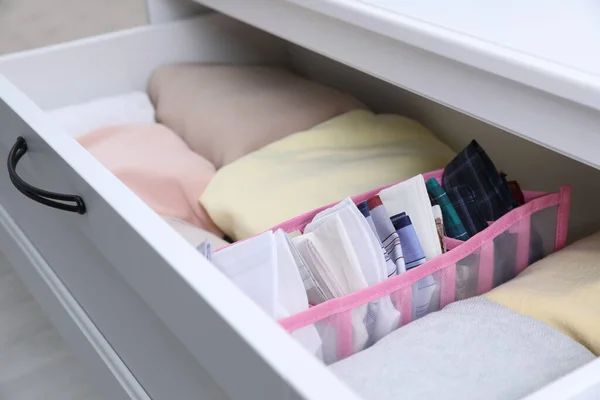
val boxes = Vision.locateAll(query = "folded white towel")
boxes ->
[49,92,155,137]
[330,297,594,400]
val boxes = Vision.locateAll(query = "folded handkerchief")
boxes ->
[391,212,436,319]
[357,201,400,277]
[447,185,488,237]
[443,140,517,224]
[273,230,322,359]
[379,175,442,260]
[162,217,228,250]
[367,196,406,276]
[285,233,331,305]
[426,177,468,240]
[212,231,277,316]
[305,199,401,343]
[294,216,369,355]
[196,240,212,260]
[391,213,426,269]
[306,198,387,285]
[294,215,367,297]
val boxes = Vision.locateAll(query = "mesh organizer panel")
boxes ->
[274,169,571,364]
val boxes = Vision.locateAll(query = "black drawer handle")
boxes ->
[8,137,86,215]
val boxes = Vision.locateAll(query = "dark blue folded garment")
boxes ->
[442,140,517,232]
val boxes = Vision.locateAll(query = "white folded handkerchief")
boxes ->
[306,198,388,285]
[293,216,369,357]
[379,175,442,260]
[273,230,323,359]
[212,231,277,316]
[304,201,400,343]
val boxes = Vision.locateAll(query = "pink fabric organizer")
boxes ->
[274,169,571,364]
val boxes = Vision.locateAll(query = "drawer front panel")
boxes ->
[0,94,230,399]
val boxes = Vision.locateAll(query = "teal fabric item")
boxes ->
[426,178,469,240]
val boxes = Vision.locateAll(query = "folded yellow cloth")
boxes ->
[485,231,600,355]
[200,110,455,240]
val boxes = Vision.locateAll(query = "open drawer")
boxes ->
[0,10,598,400]
[0,15,357,400]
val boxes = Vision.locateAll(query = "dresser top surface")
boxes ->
[287,0,600,110]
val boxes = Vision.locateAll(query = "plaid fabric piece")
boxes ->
[508,179,525,206]
[447,185,488,237]
[442,140,517,223]
[426,178,469,240]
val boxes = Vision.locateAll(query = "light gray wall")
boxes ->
[0,0,147,55]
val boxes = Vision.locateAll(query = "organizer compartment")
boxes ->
[277,170,571,364]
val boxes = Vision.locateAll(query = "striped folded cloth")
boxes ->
[357,201,403,276]
[391,212,436,319]
[366,196,407,276]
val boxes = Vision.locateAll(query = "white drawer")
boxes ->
[0,14,357,400]
[0,9,598,400]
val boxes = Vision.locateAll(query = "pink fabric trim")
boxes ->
[390,286,412,327]
[438,266,456,309]
[515,215,531,275]
[337,311,353,361]
[275,170,443,233]
[279,189,564,332]
[477,243,494,295]
[400,288,412,327]
[445,237,464,251]
[555,185,572,251]
[523,190,548,203]
[217,182,551,253]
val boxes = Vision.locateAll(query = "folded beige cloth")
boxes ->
[148,64,367,168]
[200,110,455,241]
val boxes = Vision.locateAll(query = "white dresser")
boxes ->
[0,0,598,398]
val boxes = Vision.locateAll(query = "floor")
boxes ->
[0,251,102,400]
[0,1,147,398]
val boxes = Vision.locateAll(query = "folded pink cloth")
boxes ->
[78,124,223,236]
[148,64,367,168]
